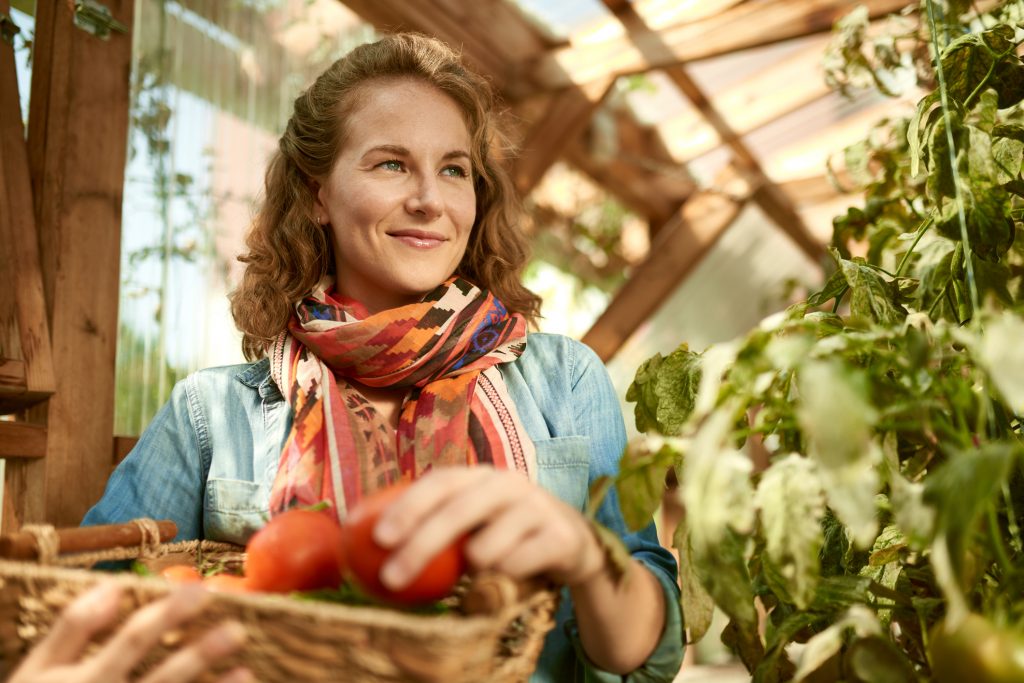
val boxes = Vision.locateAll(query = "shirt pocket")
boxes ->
[533,436,591,512]
[203,477,269,545]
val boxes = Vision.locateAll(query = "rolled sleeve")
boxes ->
[567,340,685,682]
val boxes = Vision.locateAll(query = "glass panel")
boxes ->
[115,0,374,435]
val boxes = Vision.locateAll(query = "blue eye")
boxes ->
[442,165,469,178]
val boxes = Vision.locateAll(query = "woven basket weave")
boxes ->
[0,537,558,682]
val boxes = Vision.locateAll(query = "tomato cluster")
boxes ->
[159,482,467,607]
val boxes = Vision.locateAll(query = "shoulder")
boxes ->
[177,358,278,406]
[515,332,604,388]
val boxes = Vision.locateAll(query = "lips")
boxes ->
[387,229,448,249]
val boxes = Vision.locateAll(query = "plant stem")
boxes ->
[894,217,934,277]
[987,503,1013,575]
[1003,483,1022,554]
[832,286,849,314]
[963,45,1016,110]
[926,0,981,315]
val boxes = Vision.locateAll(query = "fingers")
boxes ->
[15,580,124,673]
[139,621,249,683]
[377,469,529,590]
[80,583,210,680]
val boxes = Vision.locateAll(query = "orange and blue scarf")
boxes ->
[268,277,537,521]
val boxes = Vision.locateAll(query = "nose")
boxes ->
[405,173,443,220]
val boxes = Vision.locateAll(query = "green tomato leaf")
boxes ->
[992,136,1024,184]
[909,92,939,177]
[754,454,826,609]
[625,344,703,436]
[840,258,908,325]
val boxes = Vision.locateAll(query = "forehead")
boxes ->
[340,79,472,153]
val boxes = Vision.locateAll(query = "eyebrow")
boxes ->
[362,144,471,162]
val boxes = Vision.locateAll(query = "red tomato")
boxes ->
[203,574,252,593]
[342,481,468,605]
[159,564,202,583]
[244,508,346,593]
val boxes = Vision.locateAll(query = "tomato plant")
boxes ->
[614,1,1024,679]
[342,481,468,606]
[245,508,346,593]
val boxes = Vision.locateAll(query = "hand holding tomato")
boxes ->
[369,468,606,594]
[343,481,467,605]
[244,508,346,593]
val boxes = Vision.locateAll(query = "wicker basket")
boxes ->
[0,527,559,683]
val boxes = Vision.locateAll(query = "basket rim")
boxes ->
[0,558,555,637]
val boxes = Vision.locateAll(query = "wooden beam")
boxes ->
[602,0,826,263]
[0,0,55,414]
[340,0,558,96]
[511,79,612,196]
[0,422,46,458]
[113,435,139,466]
[565,110,695,227]
[22,0,134,528]
[582,188,747,362]
[532,0,910,92]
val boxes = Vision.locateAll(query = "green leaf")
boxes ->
[840,258,908,325]
[615,437,680,531]
[673,520,715,643]
[755,454,826,609]
[807,267,848,308]
[909,92,940,177]
[625,344,703,435]
[797,360,881,548]
[992,135,1024,184]
[694,528,758,630]
[940,25,1016,105]
[925,443,1020,584]
[844,636,917,683]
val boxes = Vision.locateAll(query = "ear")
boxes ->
[309,178,329,226]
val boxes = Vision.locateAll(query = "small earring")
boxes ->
[317,215,326,226]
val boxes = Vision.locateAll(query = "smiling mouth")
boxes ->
[387,230,448,249]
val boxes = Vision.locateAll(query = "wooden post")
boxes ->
[24,0,135,527]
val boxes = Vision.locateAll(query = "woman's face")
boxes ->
[314,79,477,314]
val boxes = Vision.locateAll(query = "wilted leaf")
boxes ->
[755,454,826,608]
[615,437,681,531]
[807,267,848,308]
[794,605,882,682]
[694,528,758,630]
[974,311,1024,413]
[992,136,1024,184]
[673,521,715,643]
[797,360,881,547]
[909,92,939,177]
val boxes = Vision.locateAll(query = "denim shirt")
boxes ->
[83,333,683,682]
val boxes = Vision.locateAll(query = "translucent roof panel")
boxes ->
[509,0,614,40]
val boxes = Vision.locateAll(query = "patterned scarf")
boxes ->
[267,277,537,521]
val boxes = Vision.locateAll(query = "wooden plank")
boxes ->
[112,435,139,466]
[0,422,46,458]
[24,0,134,527]
[0,0,55,410]
[532,0,910,92]
[582,189,747,361]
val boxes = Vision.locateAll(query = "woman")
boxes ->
[68,33,682,681]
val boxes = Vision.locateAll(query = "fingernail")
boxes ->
[380,561,406,589]
[213,621,248,650]
[374,519,398,546]
[81,581,121,609]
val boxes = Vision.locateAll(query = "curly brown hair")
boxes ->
[230,33,541,360]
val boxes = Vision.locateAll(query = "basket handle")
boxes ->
[0,519,178,561]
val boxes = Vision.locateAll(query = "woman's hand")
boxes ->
[9,581,253,683]
[372,467,605,590]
